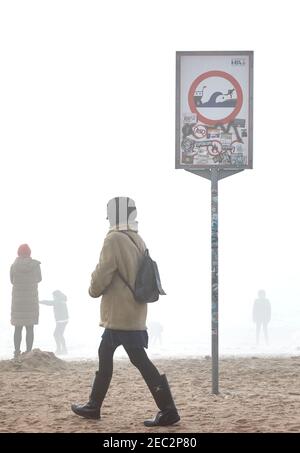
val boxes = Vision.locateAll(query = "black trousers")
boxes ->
[14,325,34,353]
[94,336,162,405]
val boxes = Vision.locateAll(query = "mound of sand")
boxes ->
[0,349,68,372]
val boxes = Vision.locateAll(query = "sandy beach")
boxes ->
[0,350,299,433]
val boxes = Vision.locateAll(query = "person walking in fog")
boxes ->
[71,197,180,426]
[253,289,271,345]
[10,244,42,358]
[40,290,69,355]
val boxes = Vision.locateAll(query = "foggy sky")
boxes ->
[0,0,299,358]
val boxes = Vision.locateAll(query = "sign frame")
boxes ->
[175,51,253,171]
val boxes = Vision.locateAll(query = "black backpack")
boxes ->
[118,232,166,303]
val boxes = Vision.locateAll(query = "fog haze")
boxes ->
[1,0,300,359]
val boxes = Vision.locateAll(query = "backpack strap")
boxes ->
[119,231,144,254]
[116,231,139,297]
[119,231,166,296]
[117,269,135,297]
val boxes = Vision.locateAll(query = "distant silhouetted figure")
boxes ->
[148,321,163,346]
[253,290,271,345]
[40,290,69,355]
[10,244,42,358]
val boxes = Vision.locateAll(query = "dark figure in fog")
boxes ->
[40,290,69,355]
[71,197,180,427]
[10,244,42,358]
[148,321,164,346]
[253,290,271,345]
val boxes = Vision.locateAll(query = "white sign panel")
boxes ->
[176,51,253,169]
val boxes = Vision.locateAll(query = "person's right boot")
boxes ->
[71,371,104,420]
[144,374,180,427]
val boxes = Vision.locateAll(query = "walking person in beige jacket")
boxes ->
[71,197,180,426]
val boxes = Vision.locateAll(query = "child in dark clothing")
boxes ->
[40,290,69,355]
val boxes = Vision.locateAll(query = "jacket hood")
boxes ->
[53,290,67,302]
[109,223,138,233]
[107,197,138,231]
[12,257,41,273]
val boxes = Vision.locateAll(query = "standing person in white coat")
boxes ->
[40,290,69,355]
[10,244,42,358]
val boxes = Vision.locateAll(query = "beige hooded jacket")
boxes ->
[89,226,147,330]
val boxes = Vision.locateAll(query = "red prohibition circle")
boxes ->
[188,70,243,126]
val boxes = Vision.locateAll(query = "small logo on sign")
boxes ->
[231,58,246,66]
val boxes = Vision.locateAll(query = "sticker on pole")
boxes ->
[176,52,253,170]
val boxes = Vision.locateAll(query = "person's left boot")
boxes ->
[144,374,180,427]
[71,371,105,420]
[71,400,100,420]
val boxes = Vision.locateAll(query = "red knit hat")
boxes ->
[17,244,31,257]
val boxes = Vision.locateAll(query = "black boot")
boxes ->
[71,371,104,420]
[144,374,180,427]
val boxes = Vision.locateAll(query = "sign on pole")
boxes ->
[176,51,253,171]
[175,51,253,394]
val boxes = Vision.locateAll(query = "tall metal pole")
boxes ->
[211,168,219,394]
